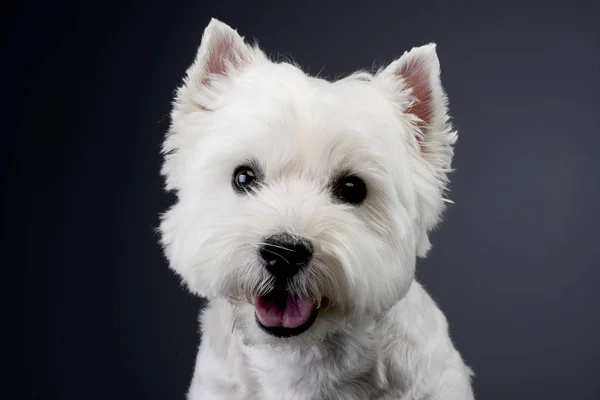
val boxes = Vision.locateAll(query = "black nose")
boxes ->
[259,233,313,279]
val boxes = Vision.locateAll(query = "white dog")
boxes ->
[159,18,475,400]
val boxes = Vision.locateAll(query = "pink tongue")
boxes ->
[255,293,316,329]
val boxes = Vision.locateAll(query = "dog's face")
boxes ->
[160,19,456,345]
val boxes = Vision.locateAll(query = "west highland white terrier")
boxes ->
[159,18,475,400]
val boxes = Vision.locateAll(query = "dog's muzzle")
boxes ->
[255,233,319,337]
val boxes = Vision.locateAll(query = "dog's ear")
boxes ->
[378,44,455,150]
[177,19,261,111]
[163,20,263,191]
[378,44,457,256]
[194,19,254,84]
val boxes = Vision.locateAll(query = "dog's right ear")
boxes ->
[177,19,261,111]
[194,19,254,85]
[163,20,262,191]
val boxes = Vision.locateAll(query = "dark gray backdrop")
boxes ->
[5,0,600,399]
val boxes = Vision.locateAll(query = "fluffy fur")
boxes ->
[159,18,475,399]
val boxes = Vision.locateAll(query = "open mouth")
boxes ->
[254,288,320,337]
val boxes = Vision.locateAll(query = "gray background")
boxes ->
[5,0,600,399]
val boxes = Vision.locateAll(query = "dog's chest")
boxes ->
[240,335,400,400]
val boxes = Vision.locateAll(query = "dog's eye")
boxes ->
[232,166,258,193]
[332,174,367,205]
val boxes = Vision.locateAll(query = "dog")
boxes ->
[159,18,475,400]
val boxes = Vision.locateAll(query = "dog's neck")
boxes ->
[240,317,389,399]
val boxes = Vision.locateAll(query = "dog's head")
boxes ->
[159,19,456,345]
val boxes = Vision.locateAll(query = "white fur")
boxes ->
[159,19,474,399]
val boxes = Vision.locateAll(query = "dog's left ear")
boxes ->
[378,44,457,256]
[378,43,455,152]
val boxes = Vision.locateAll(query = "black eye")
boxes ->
[332,174,367,205]
[232,166,258,193]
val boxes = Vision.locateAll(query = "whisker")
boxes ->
[259,247,290,264]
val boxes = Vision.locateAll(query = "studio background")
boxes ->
[5,0,599,399]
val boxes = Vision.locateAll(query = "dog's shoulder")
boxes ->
[378,282,474,399]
